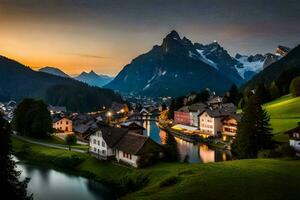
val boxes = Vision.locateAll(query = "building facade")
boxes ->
[53,117,73,132]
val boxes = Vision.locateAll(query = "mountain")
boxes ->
[75,70,114,87]
[105,30,240,97]
[233,45,290,80]
[0,55,123,112]
[39,66,70,78]
[243,44,300,90]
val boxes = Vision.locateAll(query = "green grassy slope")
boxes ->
[264,95,300,142]
[124,159,300,200]
[12,137,300,200]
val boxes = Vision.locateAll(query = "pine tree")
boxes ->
[232,95,273,159]
[228,84,239,105]
[255,83,271,105]
[269,81,280,100]
[0,114,32,199]
[290,76,300,97]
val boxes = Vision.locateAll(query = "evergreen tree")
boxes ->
[290,76,300,97]
[255,83,271,105]
[0,114,32,199]
[13,98,52,138]
[163,133,179,162]
[269,81,280,100]
[232,96,273,159]
[227,84,239,105]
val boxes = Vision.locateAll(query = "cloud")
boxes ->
[65,53,107,59]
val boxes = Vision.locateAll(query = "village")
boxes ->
[2,91,299,170]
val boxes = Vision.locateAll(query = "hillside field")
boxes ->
[12,138,300,200]
[264,95,300,142]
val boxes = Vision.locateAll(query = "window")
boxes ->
[102,141,105,147]
[93,139,96,144]
[102,150,106,155]
[94,147,96,152]
[66,121,69,125]
[98,140,100,145]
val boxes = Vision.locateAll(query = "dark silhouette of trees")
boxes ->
[163,133,179,162]
[290,76,300,97]
[13,98,52,138]
[232,96,274,159]
[65,134,77,151]
[0,113,32,200]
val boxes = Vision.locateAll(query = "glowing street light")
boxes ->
[107,111,112,117]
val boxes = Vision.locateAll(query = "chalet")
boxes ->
[285,124,300,152]
[89,127,162,167]
[53,117,72,132]
[221,114,241,141]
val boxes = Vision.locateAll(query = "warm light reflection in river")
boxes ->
[143,119,231,163]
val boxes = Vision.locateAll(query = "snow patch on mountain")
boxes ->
[235,56,265,79]
[196,49,218,70]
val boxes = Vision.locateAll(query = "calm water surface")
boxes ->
[16,159,115,200]
[143,119,232,163]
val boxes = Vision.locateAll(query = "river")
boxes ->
[16,159,116,200]
[143,120,232,163]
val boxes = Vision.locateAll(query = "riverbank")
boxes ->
[12,137,300,200]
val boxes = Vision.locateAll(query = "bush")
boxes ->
[137,153,158,168]
[159,176,179,188]
[53,155,85,168]
[276,144,296,158]
[258,149,281,158]
[119,173,149,194]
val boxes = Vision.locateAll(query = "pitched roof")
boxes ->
[100,127,129,148]
[74,124,90,134]
[284,125,300,135]
[188,103,207,112]
[115,133,148,154]
[200,104,236,118]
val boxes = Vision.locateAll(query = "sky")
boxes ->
[0,0,299,76]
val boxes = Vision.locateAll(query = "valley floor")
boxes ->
[12,137,300,200]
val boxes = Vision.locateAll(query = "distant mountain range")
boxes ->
[74,71,114,87]
[0,56,122,112]
[105,30,290,97]
[39,66,70,78]
[39,67,113,87]
[243,44,300,90]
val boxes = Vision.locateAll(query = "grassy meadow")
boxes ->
[264,95,300,142]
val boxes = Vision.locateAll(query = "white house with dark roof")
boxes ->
[89,127,162,167]
[89,127,127,159]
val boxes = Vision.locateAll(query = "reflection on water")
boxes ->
[16,161,115,200]
[143,120,231,163]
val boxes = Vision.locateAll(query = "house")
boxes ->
[285,124,300,152]
[221,114,241,141]
[198,103,237,136]
[174,106,192,126]
[89,127,162,167]
[53,117,73,132]
[115,133,162,168]
[119,121,145,135]
[89,127,128,159]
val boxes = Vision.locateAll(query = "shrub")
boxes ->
[258,149,281,158]
[276,144,296,158]
[119,173,149,194]
[159,176,179,188]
